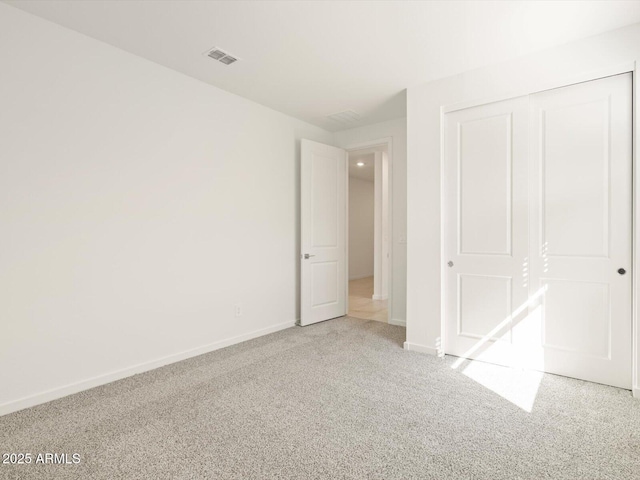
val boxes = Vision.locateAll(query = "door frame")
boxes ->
[439,61,640,397]
[344,137,394,323]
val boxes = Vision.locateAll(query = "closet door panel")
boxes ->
[444,96,529,366]
[528,73,632,388]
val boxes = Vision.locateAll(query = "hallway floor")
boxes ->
[348,276,388,322]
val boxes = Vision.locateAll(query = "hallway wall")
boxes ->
[349,177,375,280]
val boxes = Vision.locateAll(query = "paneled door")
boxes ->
[300,139,347,326]
[527,73,632,388]
[444,96,530,368]
[444,73,632,388]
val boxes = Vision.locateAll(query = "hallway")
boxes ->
[348,276,388,322]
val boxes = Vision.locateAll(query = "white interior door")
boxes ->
[527,73,632,388]
[444,73,632,389]
[444,96,530,367]
[300,139,347,326]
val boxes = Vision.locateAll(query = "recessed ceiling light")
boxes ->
[357,162,365,167]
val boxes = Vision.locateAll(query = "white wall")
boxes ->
[0,4,333,415]
[406,21,640,390]
[349,177,374,280]
[334,118,407,324]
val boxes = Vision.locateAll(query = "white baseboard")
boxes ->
[372,294,388,300]
[633,387,640,399]
[0,320,295,417]
[403,341,440,356]
[388,318,406,327]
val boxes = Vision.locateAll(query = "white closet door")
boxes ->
[444,96,530,367]
[444,73,632,389]
[527,73,632,388]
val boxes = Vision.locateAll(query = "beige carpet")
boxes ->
[1,317,639,479]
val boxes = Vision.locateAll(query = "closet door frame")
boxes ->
[439,61,640,397]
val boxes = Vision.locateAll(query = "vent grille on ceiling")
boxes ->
[327,110,361,125]
[205,46,239,65]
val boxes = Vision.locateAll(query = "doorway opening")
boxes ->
[347,145,389,322]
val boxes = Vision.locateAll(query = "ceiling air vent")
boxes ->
[327,110,361,126]
[205,46,239,66]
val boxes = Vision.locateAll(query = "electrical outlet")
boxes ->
[234,304,242,317]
